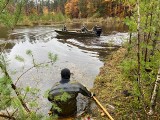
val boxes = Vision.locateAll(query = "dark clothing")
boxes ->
[62,26,67,31]
[81,26,88,32]
[48,79,91,117]
[92,26,97,32]
[92,25,102,37]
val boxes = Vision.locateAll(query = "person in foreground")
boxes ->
[48,68,93,117]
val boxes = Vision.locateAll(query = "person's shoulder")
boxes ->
[70,80,85,87]
[70,80,83,86]
[70,80,79,84]
[51,82,60,88]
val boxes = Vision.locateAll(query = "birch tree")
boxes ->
[148,67,160,115]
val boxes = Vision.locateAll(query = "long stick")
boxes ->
[93,96,114,120]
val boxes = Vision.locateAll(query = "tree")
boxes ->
[65,0,79,18]
[121,0,160,118]
[51,0,67,13]
[78,0,88,18]
[0,1,58,119]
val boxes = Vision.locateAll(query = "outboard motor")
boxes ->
[95,27,102,37]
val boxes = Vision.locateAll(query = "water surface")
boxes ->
[0,23,129,115]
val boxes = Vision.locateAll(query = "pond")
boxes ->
[0,22,129,115]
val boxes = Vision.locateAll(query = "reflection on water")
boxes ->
[0,27,10,39]
[0,24,129,115]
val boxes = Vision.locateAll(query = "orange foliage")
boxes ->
[65,0,79,18]
[31,8,37,15]
[87,1,96,16]
[104,0,111,2]
[43,6,49,15]
[64,0,132,18]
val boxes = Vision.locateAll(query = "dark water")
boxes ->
[0,23,129,115]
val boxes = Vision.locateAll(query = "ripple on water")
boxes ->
[0,26,129,115]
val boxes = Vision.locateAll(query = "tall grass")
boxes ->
[24,12,68,25]
[18,12,123,26]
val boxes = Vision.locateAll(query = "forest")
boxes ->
[0,0,133,27]
[0,0,160,120]
[7,0,132,17]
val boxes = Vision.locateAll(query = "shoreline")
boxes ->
[92,46,160,119]
[16,17,124,27]
[92,47,131,119]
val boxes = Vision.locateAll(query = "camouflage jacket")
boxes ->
[48,79,91,116]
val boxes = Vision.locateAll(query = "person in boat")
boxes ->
[92,25,102,37]
[48,68,92,117]
[81,25,88,33]
[62,25,67,31]
[92,25,98,33]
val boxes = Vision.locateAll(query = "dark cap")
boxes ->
[61,68,71,79]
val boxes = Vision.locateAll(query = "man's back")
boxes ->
[48,80,91,116]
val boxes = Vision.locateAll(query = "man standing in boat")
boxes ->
[92,25,102,37]
[81,25,88,33]
[48,68,92,117]
[92,25,98,33]
[62,25,67,31]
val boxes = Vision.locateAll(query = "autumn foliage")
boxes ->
[64,0,133,18]
[10,0,133,19]
[65,0,79,18]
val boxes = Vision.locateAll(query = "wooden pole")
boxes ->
[93,96,114,120]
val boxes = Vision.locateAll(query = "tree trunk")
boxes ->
[144,6,153,62]
[148,67,160,115]
[1,56,31,114]
[143,13,148,57]
[150,31,159,57]
[129,32,132,44]
[137,1,147,114]
[137,0,141,88]
[127,32,132,53]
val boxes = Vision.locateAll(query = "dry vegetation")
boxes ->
[92,47,160,120]
[92,48,132,119]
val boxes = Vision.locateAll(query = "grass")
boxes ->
[92,47,160,120]
[91,48,132,119]
[15,13,124,26]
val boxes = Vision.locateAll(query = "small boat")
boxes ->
[55,28,102,37]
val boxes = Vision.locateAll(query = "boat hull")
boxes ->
[55,30,98,37]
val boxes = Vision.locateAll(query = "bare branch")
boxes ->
[0,0,9,14]
[0,113,16,120]
[15,61,54,85]
[11,108,18,117]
